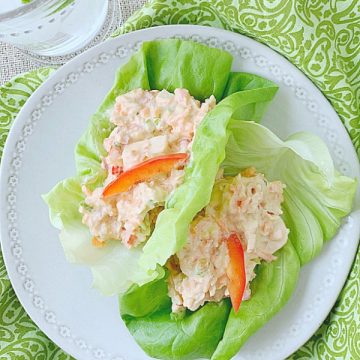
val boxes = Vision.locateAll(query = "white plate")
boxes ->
[1,25,359,360]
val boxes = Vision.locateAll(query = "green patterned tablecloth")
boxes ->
[0,1,359,359]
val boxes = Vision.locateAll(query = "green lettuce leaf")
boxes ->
[43,177,83,229]
[120,276,231,360]
[43,39,278,295]
[99,39,233,113]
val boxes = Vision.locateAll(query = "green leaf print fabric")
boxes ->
[0,1,359,359]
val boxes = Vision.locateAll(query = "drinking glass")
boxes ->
[0,0,122,64]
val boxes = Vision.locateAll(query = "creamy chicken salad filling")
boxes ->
[79,88,289,312]
[80,88,216,247]
[167,168,289,313]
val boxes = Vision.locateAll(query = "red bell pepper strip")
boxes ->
[226,233,246,313]
[102,153,188,198]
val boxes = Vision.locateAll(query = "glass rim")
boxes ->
[0,0,53,22]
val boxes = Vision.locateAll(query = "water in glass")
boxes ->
[0,0,109,57]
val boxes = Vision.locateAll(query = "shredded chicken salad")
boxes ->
[167,168,288,312]
[80,88,216,247]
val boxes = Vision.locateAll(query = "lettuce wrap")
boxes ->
[44,39,279,294]
[119,120,356,360]
[44,39,357,359]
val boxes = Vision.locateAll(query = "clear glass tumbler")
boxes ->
[0,0,121,64]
